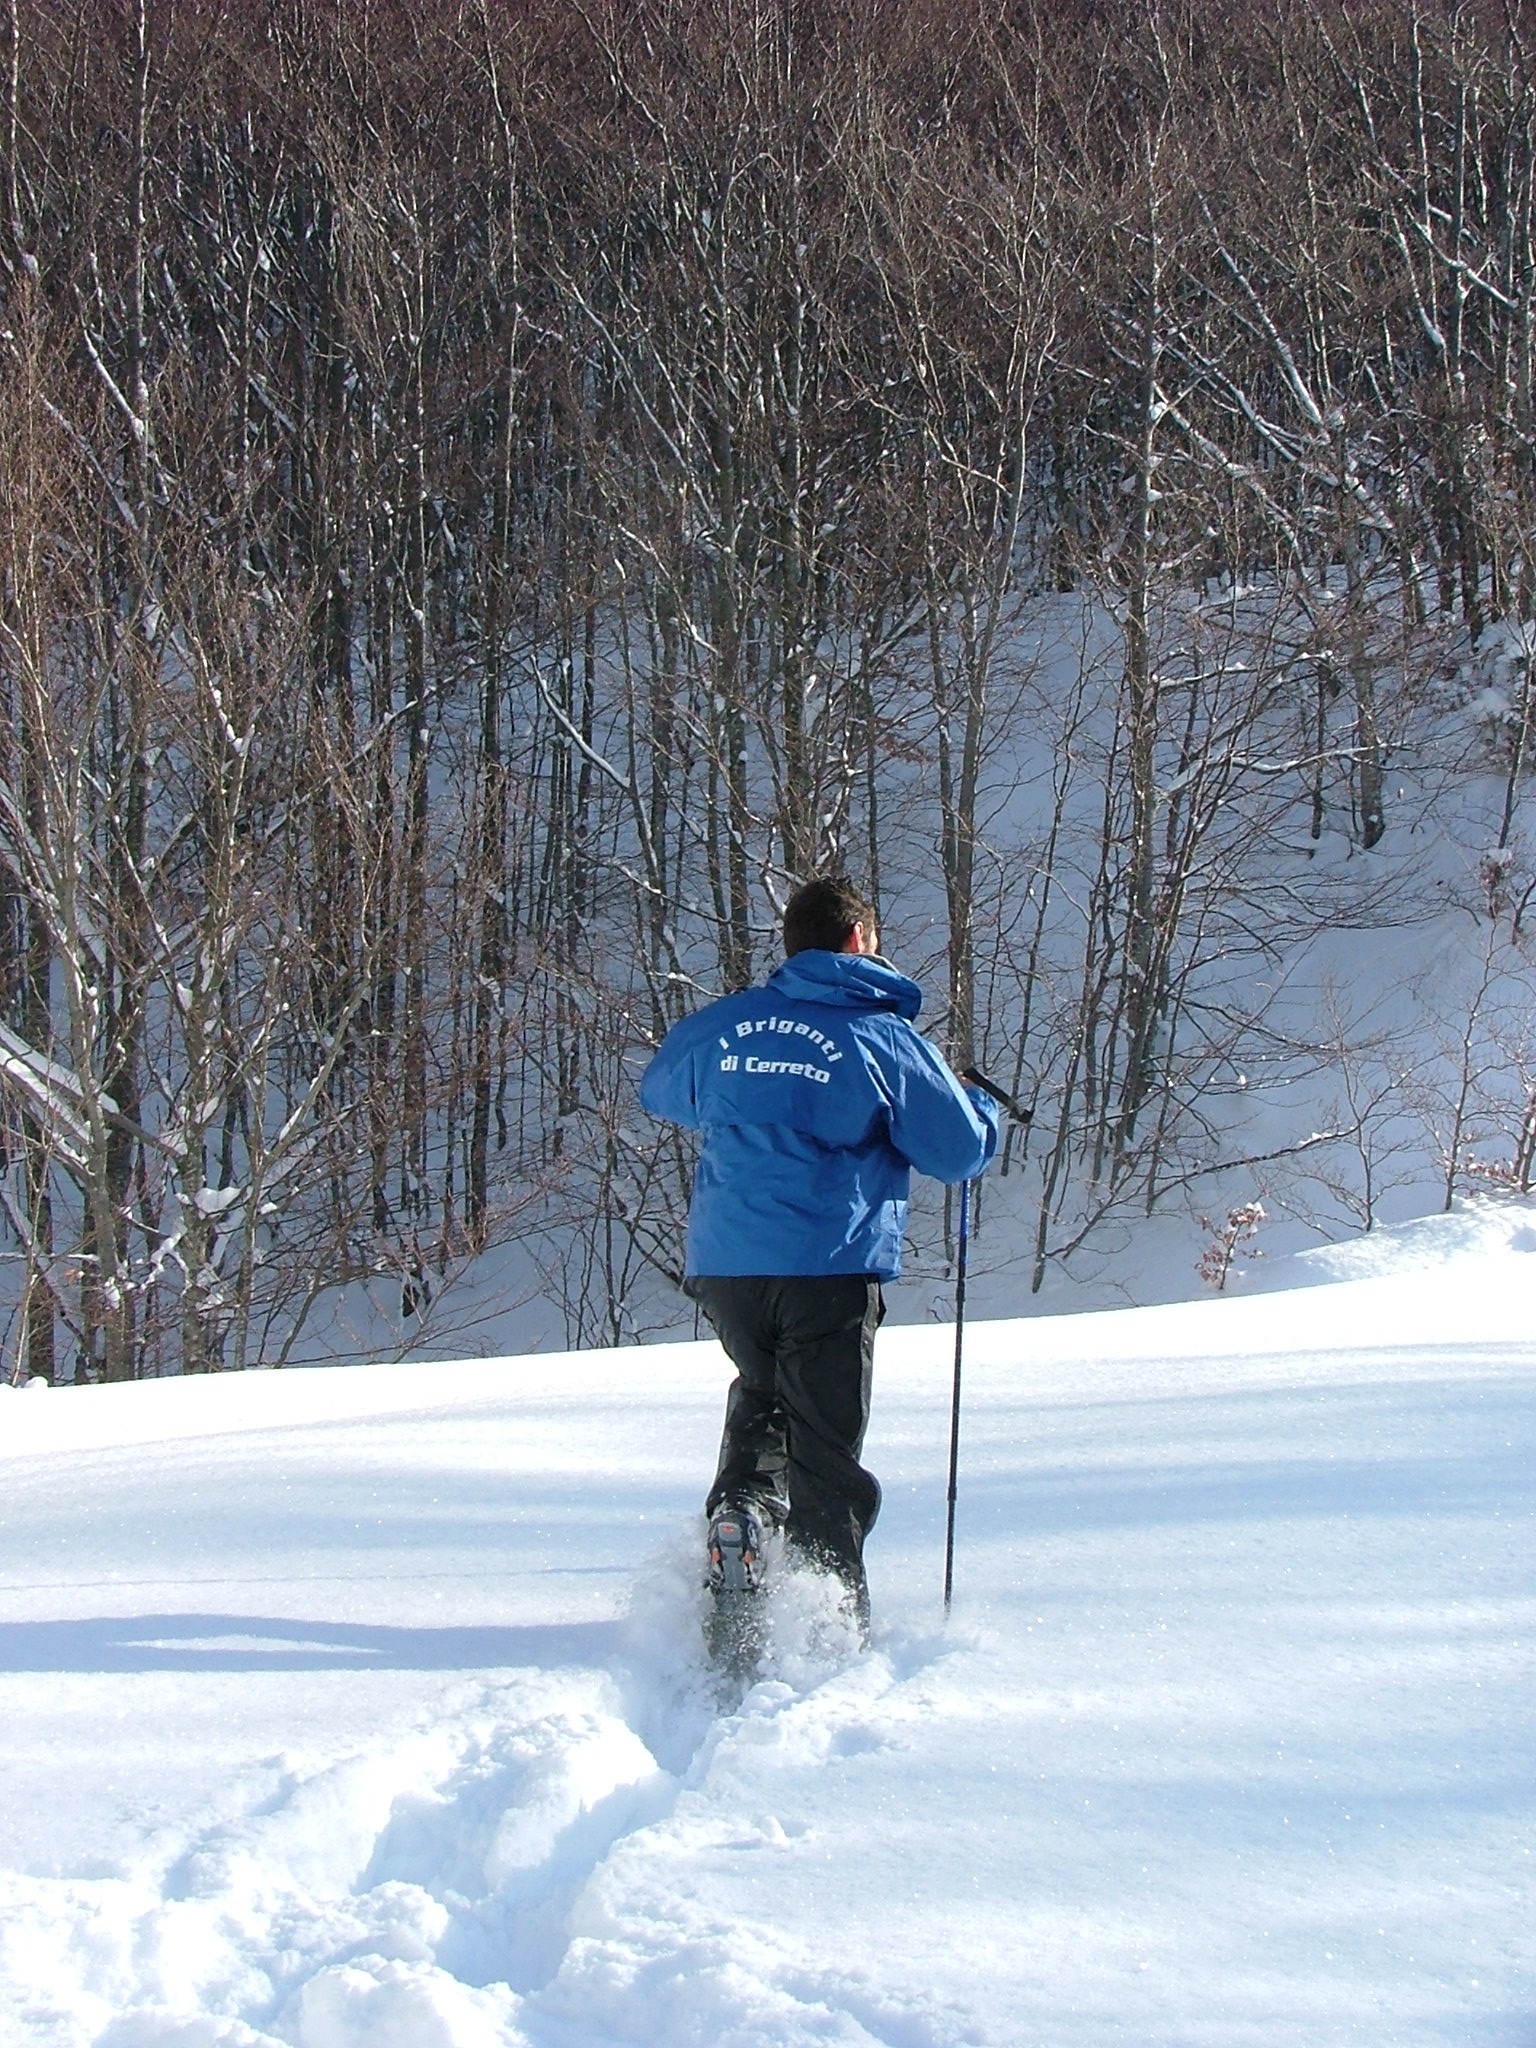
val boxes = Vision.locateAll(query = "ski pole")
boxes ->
[961,1064,1032,1126]
[943,1175,971,1614]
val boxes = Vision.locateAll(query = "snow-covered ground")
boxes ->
[1,1202,1532,2047]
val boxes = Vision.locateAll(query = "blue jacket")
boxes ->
[639,951,999,1279]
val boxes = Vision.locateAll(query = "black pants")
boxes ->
[688,1273,885,1589]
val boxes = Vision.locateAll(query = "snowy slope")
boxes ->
[1,1205,1533,2047]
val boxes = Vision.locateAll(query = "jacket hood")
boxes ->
[766,949,923,1020]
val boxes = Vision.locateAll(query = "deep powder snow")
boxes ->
[0,1204,1532,2046]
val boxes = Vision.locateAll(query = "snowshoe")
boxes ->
[705,1503,766,1682]
[706,1504,765,1595]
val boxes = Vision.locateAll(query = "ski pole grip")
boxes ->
[960,1065,1032,1125]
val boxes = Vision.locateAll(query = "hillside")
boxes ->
[2,1202,1532,2046]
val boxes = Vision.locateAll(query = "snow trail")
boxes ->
[2,1505,892,2046]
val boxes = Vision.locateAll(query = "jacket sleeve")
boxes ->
[878,1026,1000,1183]
[639,1018,702,1130]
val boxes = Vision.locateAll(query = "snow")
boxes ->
[1,1203,1532,2046]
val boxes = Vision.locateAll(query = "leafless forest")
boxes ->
[3,0,1536,1378]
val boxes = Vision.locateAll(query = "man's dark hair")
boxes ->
[782,876,877,957]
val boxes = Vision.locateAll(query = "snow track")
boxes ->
[4,1561,899,2047]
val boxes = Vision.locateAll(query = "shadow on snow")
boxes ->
[0,1611,624,1674]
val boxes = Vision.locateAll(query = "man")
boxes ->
[639,876,999,1629]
